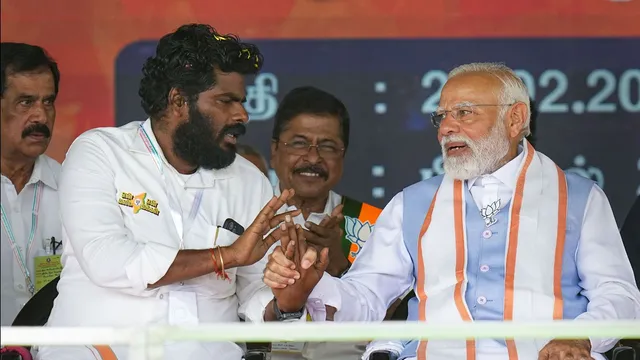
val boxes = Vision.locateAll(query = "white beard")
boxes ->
[441,119,511,180]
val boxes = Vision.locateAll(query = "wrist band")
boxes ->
[209,248,219,272]
[214,247,230,281]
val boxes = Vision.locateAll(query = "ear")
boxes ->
[507,102,528,139]
[269,139,278,169]
[168,88,188,117]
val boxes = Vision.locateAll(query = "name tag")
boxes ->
[34,255,62,292]
[270,313,313,353]
[270,342,305,353]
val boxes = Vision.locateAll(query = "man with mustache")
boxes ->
[263,63,640,360]
[38,24,298,360]
[1,42,62,326]
[265,86,385,360]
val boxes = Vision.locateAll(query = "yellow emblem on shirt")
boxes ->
[118,192,160,216]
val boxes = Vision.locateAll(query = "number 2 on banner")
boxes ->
[587,69,617,113]
[421,70,447,114]
[538,70,569,113]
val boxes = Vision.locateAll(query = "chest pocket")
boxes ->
[212,227,240,248]
[186,225,239,249]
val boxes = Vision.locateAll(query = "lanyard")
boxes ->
[138,124,204,248]
[1,182,44,295]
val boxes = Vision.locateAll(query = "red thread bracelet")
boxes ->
[210,248,230,281]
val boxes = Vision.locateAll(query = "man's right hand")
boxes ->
[263,220,329,312]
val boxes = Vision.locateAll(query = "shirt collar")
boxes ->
[0,155,58,190]
[273,179,340,216]
[30,155,58,190]
[467,142,525,191]
[129,118,235,186]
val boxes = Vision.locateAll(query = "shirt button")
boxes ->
[477,296,487,305]
[482,230,492,239]
[159,294,164,299]
[17,284,24,290]
[480,265,490,272]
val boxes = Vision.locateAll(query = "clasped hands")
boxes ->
[260,207,348,312]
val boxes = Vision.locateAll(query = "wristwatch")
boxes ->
[272,298,304,321]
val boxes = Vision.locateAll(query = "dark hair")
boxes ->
[1,42,60,96]
[272,86,350,150]
[527,98,538,147]
[139,23,263,118]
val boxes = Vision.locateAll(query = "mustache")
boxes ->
[220,123,247,138]
[441,135,472,150]
[22,123,51,139]
[293,164,329,179]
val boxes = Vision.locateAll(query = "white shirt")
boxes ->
[1,154,61,325]
[467,149,524,213]
[273,180,342,228]
[40,120,275,360]
[310,156,640,357]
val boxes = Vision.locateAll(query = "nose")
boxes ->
[438,112,460,139]
[29,102,48,123]
[235,103,249,124]
[302,145,321,164]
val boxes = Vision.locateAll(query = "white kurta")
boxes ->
[38,120,275,360]
[1,154,61,325]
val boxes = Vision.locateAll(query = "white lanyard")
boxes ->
[138,125,204,248]
[1,182,44,295]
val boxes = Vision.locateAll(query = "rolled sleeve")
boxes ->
[307,273,342,319]
[574,185,640,352]
[239,283,274,322]
[60,135,178,295]
[237,251,276,322]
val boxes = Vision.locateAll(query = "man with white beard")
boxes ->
[261,62,640,360]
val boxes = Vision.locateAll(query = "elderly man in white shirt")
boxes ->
[263,62,640,360]
[1,42,62,326]
[37,24,298,360]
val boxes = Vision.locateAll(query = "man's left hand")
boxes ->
[303,204,347,277]
[223,189,299,268]
[538,339,594,360]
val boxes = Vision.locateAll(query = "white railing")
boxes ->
[2,320,639,359]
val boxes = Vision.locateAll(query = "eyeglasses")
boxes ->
[431,103,515,128]
[279,140,344,159]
